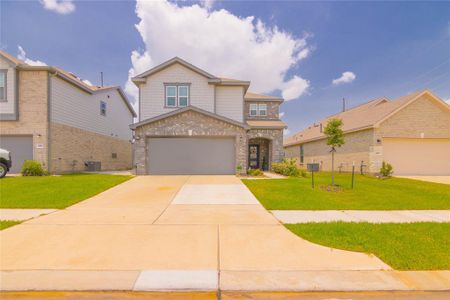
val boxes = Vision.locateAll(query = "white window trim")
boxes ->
[258,104,267,116]
[0,70,7,102]
[177,85,189,107]
[165,84,189,108]
[249,103,258,116]
[165,85,178,107]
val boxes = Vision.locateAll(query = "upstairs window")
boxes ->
[166,86,177,107]
[258,104,267,116]
[178,86,189,107]
[100,101,107,116]
[165,84,189,107]
[249,104,258,116]
[0,70,6,101]
[249,103,267,116]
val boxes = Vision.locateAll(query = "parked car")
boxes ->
[0,148,12,178]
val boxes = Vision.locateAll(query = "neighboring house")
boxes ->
[284,90,450,175]
[0,50,136,173]
[130,57,286,175]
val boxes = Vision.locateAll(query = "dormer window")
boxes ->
[249,103,267,116]
[165,84,189,107]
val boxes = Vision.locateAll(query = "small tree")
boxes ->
[324,118,345,185]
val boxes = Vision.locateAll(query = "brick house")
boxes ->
[0,50,136,173]
[284,90,450,175]
[130,57,286,175]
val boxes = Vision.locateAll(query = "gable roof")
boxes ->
[130,105,249,130]
[131,57,250,91]
[0,50,136,117]
[284,90,449,147]
[0,50,25,66]
[132,57,218,83]
[245,91,283,102]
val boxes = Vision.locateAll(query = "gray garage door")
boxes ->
[0,135,33,173]
[147,137,236,175]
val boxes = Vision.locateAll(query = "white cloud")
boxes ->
[445,98,450,105]
[82,79,93,86]
[332,71,356,85]
[40,0,75,15]
[279,112,285,118]
[17,46,47,66]
[281,75,309,101]
[125,0,311,105]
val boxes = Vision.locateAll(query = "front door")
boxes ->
[248,144,260,169]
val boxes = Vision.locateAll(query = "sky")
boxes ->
[1,0,449,136]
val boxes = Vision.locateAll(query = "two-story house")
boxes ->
[0,50,136,173]
[130,57,286,175]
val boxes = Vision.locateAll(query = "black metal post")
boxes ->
[351,165,355,189]
[312,170,314,189]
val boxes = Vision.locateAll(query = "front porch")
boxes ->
[247,128,284,172]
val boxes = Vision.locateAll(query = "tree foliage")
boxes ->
[324,118,345,149]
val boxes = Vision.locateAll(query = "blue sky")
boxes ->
[1,0,449,135]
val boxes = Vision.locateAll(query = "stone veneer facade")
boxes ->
[133,110,248,175]
[132,109,285,175]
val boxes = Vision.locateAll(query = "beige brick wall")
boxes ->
[285,129,374,172]
[372,94,450,171]
[50,122,132,173]
[0,70,49,169]
[245,101,280,120]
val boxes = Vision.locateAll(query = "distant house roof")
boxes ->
[0,50,136,117]
[244,92,283,102]
[284,90,449,147]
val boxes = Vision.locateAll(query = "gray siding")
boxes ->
[139,63,215,120]
[50,76,133,140]
[216,86,244,122]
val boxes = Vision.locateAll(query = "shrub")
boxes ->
[236,164,243,174]
[21,160,48,176]
[247,168,264,177]
[380,161,393,177]
[272,158,301,177]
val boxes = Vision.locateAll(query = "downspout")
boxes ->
[47,72,52,173]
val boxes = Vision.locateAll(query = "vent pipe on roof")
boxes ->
[342,98,346,112]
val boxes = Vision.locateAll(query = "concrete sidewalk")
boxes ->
[272,210,450,223]
[1,176,449,292]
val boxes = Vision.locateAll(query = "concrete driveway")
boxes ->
[2,175,447,292]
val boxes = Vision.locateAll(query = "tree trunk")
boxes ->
[331,150,335,186]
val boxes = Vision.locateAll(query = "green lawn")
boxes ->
[286,222,450,270]
[243,172,450,210]
[0,221,21,230]
[0,174,133,209]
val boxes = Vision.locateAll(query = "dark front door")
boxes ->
[248,144,260,169]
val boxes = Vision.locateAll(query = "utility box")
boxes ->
[307,163,319,172]
[85,161,101,172]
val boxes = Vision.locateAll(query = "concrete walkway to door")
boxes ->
[1,176,449,292]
